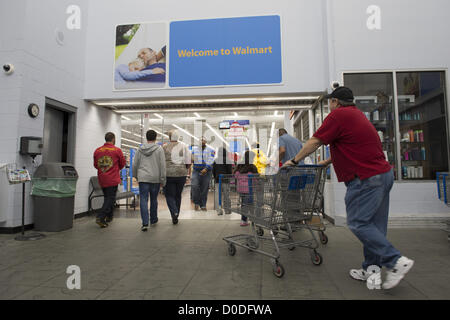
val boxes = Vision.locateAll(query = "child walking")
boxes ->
[234,151,259,226]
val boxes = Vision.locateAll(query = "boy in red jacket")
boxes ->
[93,132,126,228]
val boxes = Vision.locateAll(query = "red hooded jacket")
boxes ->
[93,143,126,188]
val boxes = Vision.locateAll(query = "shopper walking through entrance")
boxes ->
[282,86,414,290]
[93,132,126,228]
[132,130,166,231]
[163,130,191,224]
[191,137,215,211]
[278,128,304,165]
[213,146,233,215]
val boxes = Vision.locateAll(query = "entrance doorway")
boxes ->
[120,109,286,214]
[42,98,76,164]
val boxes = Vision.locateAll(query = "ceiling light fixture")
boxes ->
[121,137,141,145]
[205,122,229,146]
[172,124,199,141]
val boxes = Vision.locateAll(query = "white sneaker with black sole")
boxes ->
[349,268,370,281]
[382,256,414,290]
[141,225,148,232]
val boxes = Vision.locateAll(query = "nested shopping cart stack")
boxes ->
[219,165,327,278]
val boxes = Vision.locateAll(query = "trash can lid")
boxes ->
[33,162,78,179]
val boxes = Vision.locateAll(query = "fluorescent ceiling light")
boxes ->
[205,122,229,146]
[122,137,141,145]
[234,112,238,117]
[121,116,131,121]
[274,111,278,116]
[121,129,142,138]
[194,112,201,118]
[172,124,199,141]
[154,113,164,119]
[267,122,276,155]
[245,138,251,149]
[122,143,138,149]
[149,127,169,138]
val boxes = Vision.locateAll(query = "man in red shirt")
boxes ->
[93,132,126,228]
[283,86,414,290]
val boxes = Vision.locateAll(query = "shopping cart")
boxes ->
[290,166,328,245]
[220,165,325,278]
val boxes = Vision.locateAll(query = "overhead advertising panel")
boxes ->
[169,15,282,88]
[113,15,282,91]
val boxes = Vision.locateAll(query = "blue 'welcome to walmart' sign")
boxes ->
[169,15,282,87]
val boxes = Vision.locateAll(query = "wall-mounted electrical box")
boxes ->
[19,137,43,157]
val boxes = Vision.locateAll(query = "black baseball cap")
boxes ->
[324,86,354,102]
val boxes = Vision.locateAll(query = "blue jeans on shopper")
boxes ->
[191,169,212,208]
[345,169,401,270]
[164,176,186,218]
[139,182,160,226]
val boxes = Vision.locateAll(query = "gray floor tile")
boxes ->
[182,269,261,298]
[0,285,36,300]
[2,213,450,300]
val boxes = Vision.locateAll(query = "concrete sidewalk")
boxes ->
[0,211,449,300]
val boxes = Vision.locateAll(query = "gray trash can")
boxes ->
[31,163,78,232]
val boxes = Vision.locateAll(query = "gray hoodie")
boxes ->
[132,143,166,186]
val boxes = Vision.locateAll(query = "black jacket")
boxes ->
[212,148,233,182]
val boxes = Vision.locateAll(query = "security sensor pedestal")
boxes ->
[14,167,45,241]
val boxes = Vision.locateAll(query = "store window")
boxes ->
[396,71,448,180]
[344,71,449,181]
[344,73,398,178]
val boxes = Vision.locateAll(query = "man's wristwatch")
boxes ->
[290,158,299,165]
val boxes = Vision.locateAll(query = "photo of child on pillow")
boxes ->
[115,46,166,83]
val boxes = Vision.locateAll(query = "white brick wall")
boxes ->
[0,0,120,228]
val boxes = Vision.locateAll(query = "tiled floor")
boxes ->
[1,189,450,300]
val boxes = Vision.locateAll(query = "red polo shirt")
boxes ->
[313,105,391,182]
[93,143,126,188]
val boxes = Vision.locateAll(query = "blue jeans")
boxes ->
[345,169,401,270]
[191,170,212,208]
[164,176,186,218]
[139,182,160,225]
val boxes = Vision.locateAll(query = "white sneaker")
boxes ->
[349,268,370,281]
[382,256,414,290]
[366,265,382,290]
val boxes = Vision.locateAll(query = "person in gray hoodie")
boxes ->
[132,130,166,231]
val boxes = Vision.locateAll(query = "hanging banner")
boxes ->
[113,15,282,91]
[169,15,282,87]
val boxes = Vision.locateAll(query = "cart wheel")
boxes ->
[310,251,323,266]
[319,231,328,245]
[272,261,285,278]
[227,244,236,256]
[256,228,264,237]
